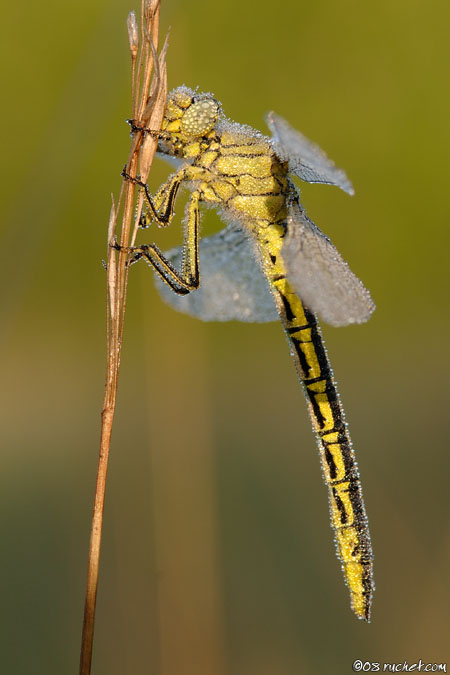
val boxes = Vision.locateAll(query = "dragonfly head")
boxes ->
[158,86,221,157]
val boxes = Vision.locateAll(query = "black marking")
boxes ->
[347,484,374,547]
[291,336,311,378]
[272,174,286,191]
[219,140,264,150]
[132,248,188,295]
[160,176,182,224]
[279,223,288,238]
[285,314,356,471]
[139,212,152,229]
[322,441,354,480]
[277,289,296,323]
[328,439,355,479]
[318,424,346,438]
[332,487,349,525]
[325,447,338,480]
[222,169,274,180]
[208,184,226,202]
[305,387,326,429]
[309,326,332,380]
[327,466,361,491]
[286,322,316,334]
[303,375,328,386]
[305,377,337,398]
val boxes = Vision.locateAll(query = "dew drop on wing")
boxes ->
[266,111,355,195]
[282,202,375,327]
[155,225,278,323]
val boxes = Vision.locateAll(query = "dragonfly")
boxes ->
[122,86,375,621]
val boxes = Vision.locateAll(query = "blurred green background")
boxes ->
[1,0,449,673]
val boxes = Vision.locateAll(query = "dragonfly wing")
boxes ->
[282,202,375,326]
[155,226,278,322]
[266,111,355,195]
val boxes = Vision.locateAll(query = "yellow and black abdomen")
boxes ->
[257,226,374,621]
[175,121,374,619]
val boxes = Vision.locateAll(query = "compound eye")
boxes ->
[181,98,219,136]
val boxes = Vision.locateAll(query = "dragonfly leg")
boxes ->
[127,189,201,295]
[121,168,185,228]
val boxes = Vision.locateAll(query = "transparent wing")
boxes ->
[155,226,278,322]
[282,202,375,326]
[266,112,355,196]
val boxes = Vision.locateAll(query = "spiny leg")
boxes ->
[122,167,186,227]
[126,188,202,295]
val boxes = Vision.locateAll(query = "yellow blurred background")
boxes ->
[1,0,449,673]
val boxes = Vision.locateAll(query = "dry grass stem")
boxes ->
[79,2,167,673]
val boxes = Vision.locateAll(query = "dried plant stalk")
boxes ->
[79,2,167,673]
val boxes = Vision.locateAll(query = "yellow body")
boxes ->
[129,87,374,620]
